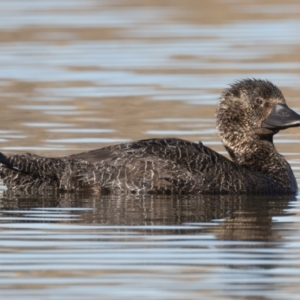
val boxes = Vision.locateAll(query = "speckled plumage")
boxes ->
[0,79,299,194]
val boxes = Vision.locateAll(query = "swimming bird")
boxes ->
[1,79,300,194]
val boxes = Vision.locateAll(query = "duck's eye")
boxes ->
[255,98,263,105]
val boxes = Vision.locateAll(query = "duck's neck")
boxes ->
[223,134,287,174]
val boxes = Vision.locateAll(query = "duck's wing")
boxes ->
[77,137,274,194]
[75,138,240,194]
[68,148,118,163]
[68,137,221,166]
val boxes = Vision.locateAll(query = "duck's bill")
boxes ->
[262,103,300,130]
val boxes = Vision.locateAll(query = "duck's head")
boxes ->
[217,79,300,149]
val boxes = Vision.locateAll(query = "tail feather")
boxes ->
[0,152,27,174]
[0,152,96,191]
[0,153,61,190]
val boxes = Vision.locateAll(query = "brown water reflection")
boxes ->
[0,192,295,242]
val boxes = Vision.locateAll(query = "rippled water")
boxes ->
[1,0,300,299]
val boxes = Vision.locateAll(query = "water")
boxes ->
[1,0,300,299]
[1,194,300,299]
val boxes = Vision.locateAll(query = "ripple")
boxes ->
[46,138,130,143]
[48,128,115,133]
[25,122,74,128]
[145,129,217,135]
[14,105,76,111]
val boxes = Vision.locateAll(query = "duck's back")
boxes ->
[72,138,224,194]
[69,138,282,194]
[0,138,294,194]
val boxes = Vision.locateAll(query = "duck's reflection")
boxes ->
[0,192,295,242]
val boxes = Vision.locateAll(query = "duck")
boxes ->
[1,78,300,195]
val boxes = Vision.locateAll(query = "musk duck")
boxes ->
[1,78,300,194]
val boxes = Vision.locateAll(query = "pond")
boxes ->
[1,0,300,299]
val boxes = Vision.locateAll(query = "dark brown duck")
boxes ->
[1,79,300,194]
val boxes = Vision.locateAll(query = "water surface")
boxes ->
[1,0,300,299]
